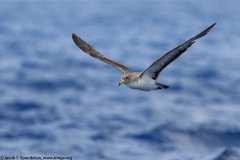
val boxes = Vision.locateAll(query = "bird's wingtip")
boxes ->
[72,33,76,37]
[211,22,217,28]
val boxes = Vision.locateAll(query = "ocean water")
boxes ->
[0,1,240,160]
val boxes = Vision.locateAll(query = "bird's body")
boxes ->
[119,72,169,91]
[72,23,216,91]
[129,76,157,91]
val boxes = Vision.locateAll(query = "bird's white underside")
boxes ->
[126,76,158,91]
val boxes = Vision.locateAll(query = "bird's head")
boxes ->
[118,73,133,86]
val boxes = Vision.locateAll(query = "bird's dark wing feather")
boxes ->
[140,23,216,80]
[72,33,131,73]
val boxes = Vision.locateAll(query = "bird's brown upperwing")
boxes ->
[72,33,131,74]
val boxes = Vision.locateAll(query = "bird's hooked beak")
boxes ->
[118,79,125,86]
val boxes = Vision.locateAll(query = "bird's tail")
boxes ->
[156,83,170,89]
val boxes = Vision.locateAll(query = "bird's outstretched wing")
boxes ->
[72,33,131,73]
[139,23,216,80]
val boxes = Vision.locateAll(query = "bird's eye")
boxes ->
[125,76,129,79]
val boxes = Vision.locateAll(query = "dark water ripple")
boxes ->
[213,148,240,160]
[1,101,59,124]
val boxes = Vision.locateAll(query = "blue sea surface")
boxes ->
[0,1,240,160]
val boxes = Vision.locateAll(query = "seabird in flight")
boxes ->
[72,23,216,91]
